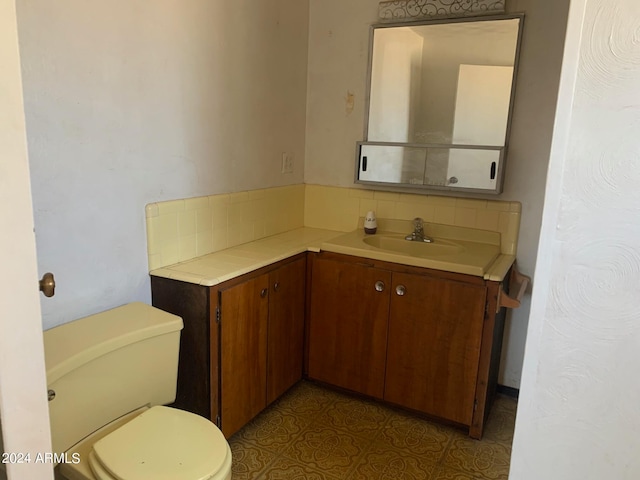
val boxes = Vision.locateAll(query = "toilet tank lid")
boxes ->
[44,303,183,384]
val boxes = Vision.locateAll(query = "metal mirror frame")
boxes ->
[355,13,525,196]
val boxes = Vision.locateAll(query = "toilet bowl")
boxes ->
[59,406,231,480]
[44,303,232,480]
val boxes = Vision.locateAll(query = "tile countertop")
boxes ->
[149,228,342,286]
[150,225,515,286]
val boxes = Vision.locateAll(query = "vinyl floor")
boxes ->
[228,381,517,479]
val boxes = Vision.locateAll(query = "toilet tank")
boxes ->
[43,303,183,455]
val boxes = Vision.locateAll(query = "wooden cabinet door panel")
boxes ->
[384,272,486,425]
[308,257,391,399]
[220,273,269,437]
[267,257,306,404]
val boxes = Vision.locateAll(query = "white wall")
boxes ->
[418,20,519,144]
[305,0,570,388]
[16,0,570,388]
[511,0,640,477]
[368,27,423,144]
[498,0,570,387]
[0,0,53,477]
[16,0,310,329]
[306,0,378,187]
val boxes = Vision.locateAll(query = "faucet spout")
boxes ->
[405,217,433,243]
[413,217,424,236]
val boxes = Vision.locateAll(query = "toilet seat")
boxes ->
[88,406,231,480]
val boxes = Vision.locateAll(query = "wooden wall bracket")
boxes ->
[497,263,530,312]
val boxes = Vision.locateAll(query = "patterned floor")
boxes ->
[228,381,517,479]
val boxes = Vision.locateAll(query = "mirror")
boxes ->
[356,15,523,195]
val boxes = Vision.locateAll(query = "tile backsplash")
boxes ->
[304,185,521,255]
[146,183,521,270]
[146,185,305,270]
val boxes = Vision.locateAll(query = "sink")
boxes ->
[320,222,503,278]
[362,234,464,258]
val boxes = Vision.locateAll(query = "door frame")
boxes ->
[0,1,54,478]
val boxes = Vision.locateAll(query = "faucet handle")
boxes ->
[413,217,423,229]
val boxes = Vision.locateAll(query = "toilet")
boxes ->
[43,302,232,480]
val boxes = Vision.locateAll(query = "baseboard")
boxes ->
[497,384,519,399]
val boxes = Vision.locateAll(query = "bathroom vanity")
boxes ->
[307,251,503,438]
[150,222,527,440]
[151,254,307,438]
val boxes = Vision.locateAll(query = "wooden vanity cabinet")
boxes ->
[306,251,505,438]
[153,249,507,439]
[151,254,306,438]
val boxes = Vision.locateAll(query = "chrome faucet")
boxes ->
[405,217,433,243]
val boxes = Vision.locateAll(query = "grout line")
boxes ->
[438,429,458,468]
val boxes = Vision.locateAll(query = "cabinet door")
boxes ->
[267,257,306,404]
[384,272,486,425]
[308,257,391,399]
[220,273,269,437]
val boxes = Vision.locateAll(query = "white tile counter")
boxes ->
[149,228,341,286]
[150,225,515,287]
